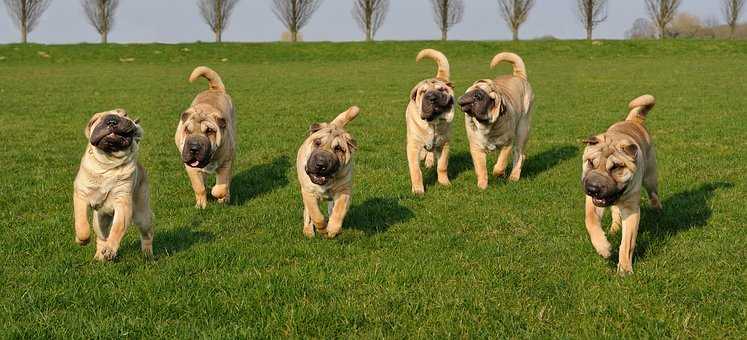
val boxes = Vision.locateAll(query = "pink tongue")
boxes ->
[190,161,200,167]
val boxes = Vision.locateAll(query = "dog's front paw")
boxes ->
[412,185,425,195]
[508,174,521,182]
[609,222,621,235]
[493,169,506,177]
[325,228,341,239]
[617,263,633,276]
[141,241,153,259]
[303,227,315,238]
[195,194,207,209]
[437,176,450,186]
[75,236,90,246]
[477,179,488,190]
[592,240,612,259]
[95,245,117,262]
[211,185,229,204]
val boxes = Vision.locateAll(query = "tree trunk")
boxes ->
[366,30,372,41]
[512,29,518,41]
[292,30,298,42]
[441,30,447,41]
[730,24,736,39]
[586,27,592,41]
[21,25,28,44]
[101,32,108,44]
[215,30,222,43]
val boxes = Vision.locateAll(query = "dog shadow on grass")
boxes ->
[522,145,578,179]
[230,155,290,205]
[443,145,577,182]
[125,216,214,258]
[631,181,734,260]
[345,197,415,235]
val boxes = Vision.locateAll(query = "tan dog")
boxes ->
[73,109,154,261]
[296,107,359,239]
[175,66,235,208]
[406,49,455,194]
[582,95,661,275]
[458,52,534,188]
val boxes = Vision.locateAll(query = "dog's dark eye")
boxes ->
[205,128,214,134]
[474,92,483,100]
[313,139,322,147]
[334,145,344,153]
[586,159,594,168]
[610,163,624,171]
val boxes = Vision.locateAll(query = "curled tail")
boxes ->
[626,95,655,125]
[189,66,225,92]
[490,52,527,80]
[330,106,360,128]
[416,49,450,82]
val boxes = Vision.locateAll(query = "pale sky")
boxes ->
[0,0,724,44]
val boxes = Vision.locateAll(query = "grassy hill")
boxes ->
[0,40,745,337]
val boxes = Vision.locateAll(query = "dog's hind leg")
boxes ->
[585,196,611,259]
[92,211,113,261]
[424,151,435,169]
[509,114,531,181]
[133,184,154,259]
[436,143,450,186]
[643,149,661,211]
[609,205,622,235]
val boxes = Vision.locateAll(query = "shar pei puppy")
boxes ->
[406,48,455,195]
[582,95,661,275]
[175,66,235,208]
[296,106,360,239]
[73,109,154,261]
[458,52,534,188]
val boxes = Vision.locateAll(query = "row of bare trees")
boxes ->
[2,0,746,44]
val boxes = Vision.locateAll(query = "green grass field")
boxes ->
[1,40,745,337]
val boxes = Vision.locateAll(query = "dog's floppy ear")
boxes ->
[308,122,325,135]
[180,110,190,122]
[84,112,103,139]
[582,136,600,145]
[346,135,358,152]
[445,81,455,90]
[410,86,418,102]
[216,117,227,129]
[622,143,638,158]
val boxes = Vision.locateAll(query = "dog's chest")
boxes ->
[76,168,135,213]
[470,121,512,151]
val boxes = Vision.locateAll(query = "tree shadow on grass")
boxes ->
[633,181,733,260]
[231,155,290,205]
[345,197,415,235]
[521,145,578,179]
[156,216,215,257]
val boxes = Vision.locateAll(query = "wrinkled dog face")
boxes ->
[304,123,357,186]
[459,80,503,124]
[86,109,142,155]
[178,107,226,168]
[581,134,639,207]
[410,79,454,122]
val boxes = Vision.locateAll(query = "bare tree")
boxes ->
[198,0,239,43]
[644,0,682,39]
[722,0,745,38]
[497,0,535,41]
[81,0,119,44]
[669,12,703,38]
[429,0,464,41]
[576,0,607,41]
[3,0,52,43]
[352,0,389,41]
[625,17,657,39]
[272,0,323,42]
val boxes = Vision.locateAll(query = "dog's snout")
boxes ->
[425,92,438,101]
[105,116,118,127]
[585,183,602,197]
[188,141,201,153]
